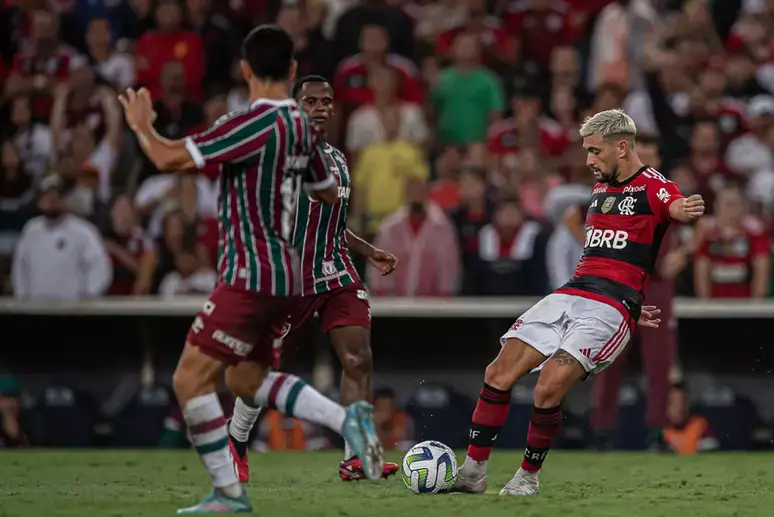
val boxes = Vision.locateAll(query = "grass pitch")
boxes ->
[0,450,771,517]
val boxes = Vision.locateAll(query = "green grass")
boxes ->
[0,450,771,516]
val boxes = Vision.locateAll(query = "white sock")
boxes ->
[344,441,354,460]
[229,398,261,443]
[183,394,242,498]
[254,372,346,433]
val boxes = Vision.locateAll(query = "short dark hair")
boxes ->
[241,25,294,81]
[373,387,396,402]
[292,75,331,99]
[496,194,521,211]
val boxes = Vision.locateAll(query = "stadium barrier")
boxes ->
[2,296,774,318]
[2,297,773,375]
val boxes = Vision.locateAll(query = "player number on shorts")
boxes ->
[280,173,301,241]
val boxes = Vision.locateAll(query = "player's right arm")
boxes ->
[305,144,338,205]
[120,87,274,172]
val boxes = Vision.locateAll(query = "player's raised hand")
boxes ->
[368,249,398,276]
[118,87,156,132]
[638,305,661,329]
[680,194,705,222]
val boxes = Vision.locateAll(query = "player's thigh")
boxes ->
[187,283,293,367]
[561,298,632,377]
[225,360,271,399]
[173,342,225,402]
[271,296,321,370]
[320,284,372,371]
[499,294,566,359]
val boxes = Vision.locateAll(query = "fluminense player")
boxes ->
[228,75,400,482]
[119,25,383,514]
[453,109,704,496]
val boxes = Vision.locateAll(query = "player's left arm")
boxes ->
[751,233,771,298]
[347,229,398,276]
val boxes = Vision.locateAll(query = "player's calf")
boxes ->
[173,343,245,501]
[455,339,545,493]
[506,349,585,495]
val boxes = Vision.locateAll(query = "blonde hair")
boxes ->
[578,109,637,140]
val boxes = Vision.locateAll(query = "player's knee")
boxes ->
[173,343,223,402]
[532,378,565,408]
[484,359,517,391]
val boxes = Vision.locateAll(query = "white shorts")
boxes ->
[501,293,631,376]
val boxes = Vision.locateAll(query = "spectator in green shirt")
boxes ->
[432,32,505,146]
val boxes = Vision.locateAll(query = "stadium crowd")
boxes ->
[2,0,774,300]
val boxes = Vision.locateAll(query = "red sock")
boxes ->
[467,383,511,461]
[521,405,563,473]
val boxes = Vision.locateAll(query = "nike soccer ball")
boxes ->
[401,440,457,494]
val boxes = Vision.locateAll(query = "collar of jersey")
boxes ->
[609,164,648,187]
[250,98,297,108]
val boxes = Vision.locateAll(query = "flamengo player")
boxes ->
[453,109,705,496]
[228,75,400,482]
[119,26,383,514]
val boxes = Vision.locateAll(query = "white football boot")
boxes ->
[499,468,539,496]
[451,457,487,494]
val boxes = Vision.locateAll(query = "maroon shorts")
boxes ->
[186,283,294,366]
[269,283,371,368]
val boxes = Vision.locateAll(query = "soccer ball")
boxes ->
[401,440,457,494]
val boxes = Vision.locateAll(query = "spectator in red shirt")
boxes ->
[104,194,157,296]
[435,0,515,71]
[5,9,85,119]
[135,0,205,101]
[333,24,423,142]
[695,185,771,298]
[504,0,575,69]
[688,120,743,212]
[487,85,569,175]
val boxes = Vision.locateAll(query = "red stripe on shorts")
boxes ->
[592,319,626,363]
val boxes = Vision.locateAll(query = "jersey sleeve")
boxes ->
[303,144,336,191]
[184,110,275,168]
[647,176,684,224]
[751,232,771,256]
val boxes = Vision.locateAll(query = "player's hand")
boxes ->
[680,194,705,222]
[118,87,156,132]
[368,249,398,276]
[638,305,661,329]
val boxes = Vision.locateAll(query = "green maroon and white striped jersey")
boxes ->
[184,98,334,296]
[293,144,360,295]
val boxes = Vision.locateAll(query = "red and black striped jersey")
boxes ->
[557,165,684,320]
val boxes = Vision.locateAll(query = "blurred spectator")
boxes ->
[50,67,122,209]
[226,57,249,113]
[449,166,493,293]
[275,3,336,83]
[158,245,216,297]
[0,372,25,448]
[333,0,415,61]
[345,66,428,157]
[86,17,136,91]
[510,146,562,221]
[662,384,719,455]
[104,195,157,296]
[7,95,55,179]
[0,140,36,287]
[5,9,86,119]
[333,24,422,142]
[152,60,205,140]
[254,410,332,451]
[435,0,515,71]
[409,0,466,48]
[12,175,112,300]
[185,0,236,88]
[504,0,581,70]
[724,95,774,177]
[429,144,465,211]
[432,32,504,146]
[373,387,414,451]
[695,185,770,298]
[369,178,459,296]
[351,106,429,236]
[197,93,229,182]
[687,120,742,212]
[488,86,567,177]
[114,0,157,42]
[470,195,547,296]
[135,0,205,101]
